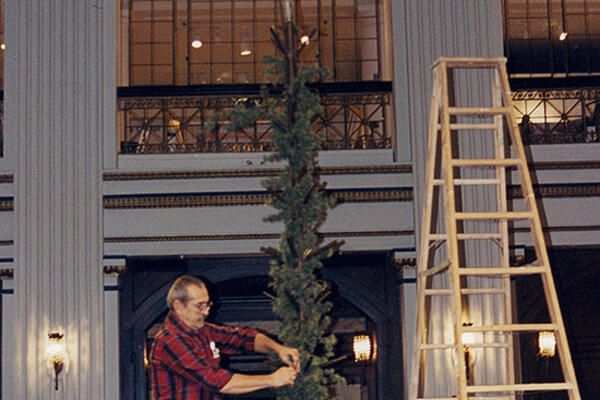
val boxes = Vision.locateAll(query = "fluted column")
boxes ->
[4,0,111,398]
[391,1,504,397]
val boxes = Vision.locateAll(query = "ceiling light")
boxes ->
[191,38,203,49]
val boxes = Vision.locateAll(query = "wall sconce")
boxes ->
[538,331,556,357]
[353,334,372,362]
[300,34,310,45]
[46,332,69,391]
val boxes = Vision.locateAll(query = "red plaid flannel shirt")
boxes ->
[149,312,258,400]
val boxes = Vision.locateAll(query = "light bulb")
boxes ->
[191,38,203,49]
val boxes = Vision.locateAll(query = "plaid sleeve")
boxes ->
[208,324,259,355]
[158,334,233,391]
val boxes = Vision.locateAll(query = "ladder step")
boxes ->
[424,288,452,295]
[467,342,510,349]
[466,382,573,393]
[417,397,457,400]
[420,343,454,350]
[455,211,532,220]
[448,106,512,116]
[459,233,503,240]
[452,158,521,167]
[437,123,498,130]
[424,288,507,295]
[433,57,506,68]
[463,323,557,332]
[461,287,506,295]
[432,178,500,185]
[459,267,545,276]
[429,233,502,240]
[420,342,510,350]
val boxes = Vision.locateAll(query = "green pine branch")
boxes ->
[225,19,345,400]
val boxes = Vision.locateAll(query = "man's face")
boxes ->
[173,284,212,330]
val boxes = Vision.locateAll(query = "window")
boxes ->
[503,0,600,76]
[121,0,382,86]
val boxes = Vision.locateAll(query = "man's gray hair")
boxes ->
[166,275,206,310]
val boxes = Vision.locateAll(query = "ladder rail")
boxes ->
[409,64,445,400]
[492,66,516,393]
[439,62,469,398]
[497,62,581,399]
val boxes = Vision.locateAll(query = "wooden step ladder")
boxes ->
[409,57,581,400]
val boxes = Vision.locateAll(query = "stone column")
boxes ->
[391,1,504,397]
[3,0,113,398]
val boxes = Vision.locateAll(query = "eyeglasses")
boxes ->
[189,301,213,312]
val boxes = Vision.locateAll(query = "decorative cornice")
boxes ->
[104,188,412,209]
[512,225,600,233]
[529,161,600,170]
[104,230,415,243]
[0,268,14,280]
[103,164,412,181]
[0,199,13,211]
[508,183,600,198]
[104,193,271,209]
[103,265,126,276]
[0,175,13,184]
[393,257,417,270]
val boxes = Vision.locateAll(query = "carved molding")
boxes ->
[104,189,412,209]
[104,230,415,243]
[512,225,600,233]
[531,160,600,170]
[0,268,14,280]
[0,199,13,211]
[103,265,126,276]
[103,164,413,181]
[509,183,600,198]
[393,257,417,270]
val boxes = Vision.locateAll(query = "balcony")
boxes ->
[512,87,600,145]
[117,82,393,154]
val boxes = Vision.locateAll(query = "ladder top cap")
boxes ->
[432,57,508,69]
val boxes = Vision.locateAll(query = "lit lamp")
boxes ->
[461,322,476,383]
[191,31,202,49]
[538,331,556,357]
[240,33,252,57]
[46,332,69,391]
[300,34,310,45]
[353,334,372,362]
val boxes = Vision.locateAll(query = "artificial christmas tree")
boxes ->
[225,2,345,398]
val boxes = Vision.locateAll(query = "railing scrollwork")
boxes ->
[118,82,392,154]
[512,88,600,145]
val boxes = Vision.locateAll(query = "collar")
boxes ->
[165,311,197,337]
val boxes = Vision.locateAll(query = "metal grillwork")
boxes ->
[513,88,600,145]
[118,83,392,154]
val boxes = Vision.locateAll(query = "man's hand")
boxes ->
[270,366,299,388]
[276,345,301,372]
[254,333,301,372]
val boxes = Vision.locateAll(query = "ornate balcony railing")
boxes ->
[512,88,600,145]
[118,82,393,154]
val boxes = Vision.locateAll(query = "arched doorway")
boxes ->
[119,252,403,400]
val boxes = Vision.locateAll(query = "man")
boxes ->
[149,275,300,399]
